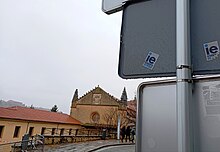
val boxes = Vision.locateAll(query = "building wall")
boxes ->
[71,105,120,125]
[0,119,81,144]
[70,86,127,127]
[72,105,126,125]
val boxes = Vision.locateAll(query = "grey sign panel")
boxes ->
[137,80,177,152]
[137,76,220,152]
[119,0,220,79]
[193,77,220,152]
[102,0,129,14]
[119,0,176,78]
[191,0,220,75]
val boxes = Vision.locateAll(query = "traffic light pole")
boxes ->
[176,0,193,152]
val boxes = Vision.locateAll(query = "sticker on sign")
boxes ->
[143,51,159,70]
[203,41,220,61]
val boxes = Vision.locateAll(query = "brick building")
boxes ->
[70,86,128,128]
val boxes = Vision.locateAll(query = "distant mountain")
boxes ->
[31,106,51,112]
[0,100,26,107]
[0,100,55,112]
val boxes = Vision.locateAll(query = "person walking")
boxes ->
[102,128,106,140]
[120,126,126,143]
[125,126,131,142]
[130,128,135,143]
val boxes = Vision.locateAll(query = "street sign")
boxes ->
[119,0,176,78]
[102,0,130,15]
[119,0,220,79]
[137,80,177,152]
[191,0,220,75]
[193,76,220,151]
[137,76,220,152]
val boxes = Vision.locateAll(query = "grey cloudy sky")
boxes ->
[0,0,144,113]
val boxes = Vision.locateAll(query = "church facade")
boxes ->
[70,86,128,128]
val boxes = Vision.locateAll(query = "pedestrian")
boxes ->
[120,126,126,143]
[75,129,78,136]
[125,126,131,142]
[102,128,106,140]
[130,128,135,143]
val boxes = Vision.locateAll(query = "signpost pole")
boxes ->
[117,114,121,140]
[176,0,192,152]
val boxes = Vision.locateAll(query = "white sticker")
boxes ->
[202,84,220,115]
[203,41,220,61]
[143,51,159,70]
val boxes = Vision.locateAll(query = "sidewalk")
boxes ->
[44,140,135,152]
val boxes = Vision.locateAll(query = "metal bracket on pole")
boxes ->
[177,79,193,83]
[176,65,192,70]
[176,65,193,83]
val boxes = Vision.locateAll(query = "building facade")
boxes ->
[0,86,134,151]
[70,86,128,128]
[0,106,81,145]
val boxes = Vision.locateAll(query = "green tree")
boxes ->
[51,105,58,112]
[30,104,34,109]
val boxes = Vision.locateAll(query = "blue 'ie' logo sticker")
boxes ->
[203,41,219,61]
[143,51,159,70]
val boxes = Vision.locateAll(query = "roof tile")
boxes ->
[0,106,81,125]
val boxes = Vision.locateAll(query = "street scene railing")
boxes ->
[0,128,117,151]
[43,128,117,144]
[0,134,44,152]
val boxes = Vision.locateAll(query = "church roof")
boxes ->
[71,86,127,110]
[72,89,78,102]
[127,99,137,111]
[0,106,81,125]
[78,86,121,103]
[121,87,128,102]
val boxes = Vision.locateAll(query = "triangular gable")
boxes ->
[76,86,122,106]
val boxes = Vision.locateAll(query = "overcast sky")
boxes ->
[0,0,144,113]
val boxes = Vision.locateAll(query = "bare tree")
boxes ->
[103,107,117,127]
[126,107,136,124]
[103,107,128,128]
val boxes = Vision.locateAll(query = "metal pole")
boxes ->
[117,114,121,140]
[176,0,192,152]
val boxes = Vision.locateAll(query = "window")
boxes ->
[0,126,4,138]
[90,112,100,123]
[52,128,56,135]
[28,127,34,136]
[69,129,72,135]
[13,126,21,138]
[60,128,64,136]
[41,127,46,135]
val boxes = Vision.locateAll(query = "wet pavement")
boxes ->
[95,144,135,152]
[44,140,135,152]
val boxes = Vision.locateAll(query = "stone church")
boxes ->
[70,86,128,128]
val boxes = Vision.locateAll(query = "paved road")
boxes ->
[44,140,134,152]
[95,145,135,152]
